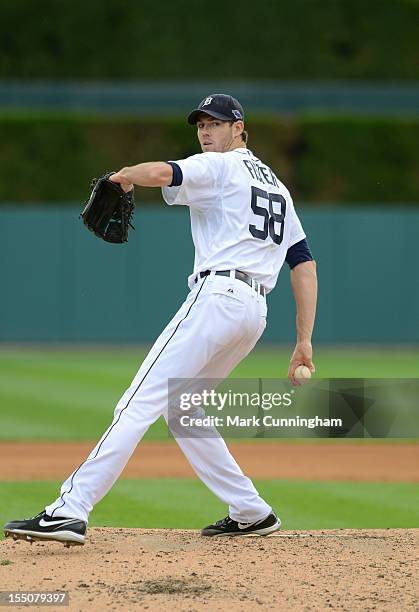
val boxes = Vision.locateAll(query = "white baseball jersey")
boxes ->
[162,147,306,292]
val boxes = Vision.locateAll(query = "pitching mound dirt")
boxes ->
[1,528,418,611]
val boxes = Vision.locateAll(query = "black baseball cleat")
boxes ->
[201,512,281,537]
[4,511,86,547]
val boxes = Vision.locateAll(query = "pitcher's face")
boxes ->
[196,114,241,153]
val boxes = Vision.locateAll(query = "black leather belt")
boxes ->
[194,270,266,297]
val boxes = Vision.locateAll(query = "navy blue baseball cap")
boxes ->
[187,94,244,125]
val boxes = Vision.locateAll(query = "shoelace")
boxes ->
[120,194,135,231]
[21,510,45,520]
[216,515,268,528]
[215,516,235,527]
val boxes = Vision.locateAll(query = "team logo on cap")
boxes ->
[202,97,213,107]
[232,109,242,119]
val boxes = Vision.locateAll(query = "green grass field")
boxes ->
[1,479,418,532]
[1,345,418,533]
[0,345,418,441]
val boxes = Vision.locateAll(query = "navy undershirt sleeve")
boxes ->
[285,238,314,269]
[167,162,183,187]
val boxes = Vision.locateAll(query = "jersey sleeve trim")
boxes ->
[167,162,183,187]
[285,238,314,269]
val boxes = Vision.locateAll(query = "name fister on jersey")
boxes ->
[242,158,279,187]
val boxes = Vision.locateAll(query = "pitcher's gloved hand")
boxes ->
[81,172,135,243]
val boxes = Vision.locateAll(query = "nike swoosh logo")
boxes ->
[237,516,267,530]
[39,518,77,527]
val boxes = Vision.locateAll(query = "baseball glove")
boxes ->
[81,172,135,243]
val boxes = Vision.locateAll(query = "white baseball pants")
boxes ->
[45,272,272,523]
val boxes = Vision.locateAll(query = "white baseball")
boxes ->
[294,365,312,380]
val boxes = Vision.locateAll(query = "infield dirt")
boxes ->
[1,528,418,611]
[1,441,418,481]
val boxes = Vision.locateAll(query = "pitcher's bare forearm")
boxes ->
[110,162,174,190]
[291,260,317,343]
[288,260,318,384]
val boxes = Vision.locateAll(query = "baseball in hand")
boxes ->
[294,365,312,380]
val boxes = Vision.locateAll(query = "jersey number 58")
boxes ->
[249,186,286,245]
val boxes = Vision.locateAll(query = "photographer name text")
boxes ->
[179,415,342,429]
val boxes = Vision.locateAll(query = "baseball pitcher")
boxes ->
[4,94,317,545]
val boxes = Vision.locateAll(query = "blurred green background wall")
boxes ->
[0,0,418,344]
[1,0,418,79]
[1,115,418,204]
[1,206,418,343]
